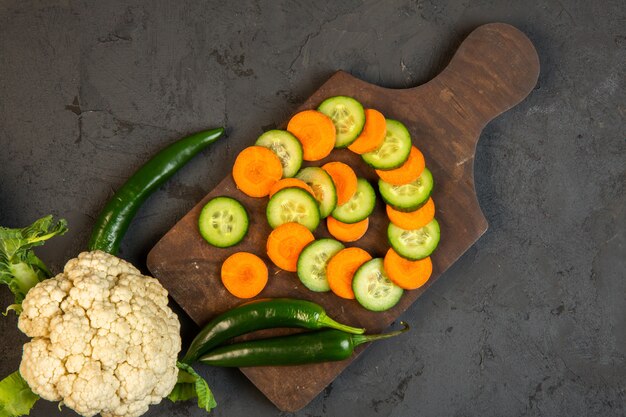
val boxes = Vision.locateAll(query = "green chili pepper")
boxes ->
[88,127,225,255]
[198,322,409,367]
[182,298,365,364]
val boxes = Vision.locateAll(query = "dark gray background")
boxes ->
[1,1,624,416]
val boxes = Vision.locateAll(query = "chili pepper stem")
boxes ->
[351,321,410,346]
[319,313,365,334]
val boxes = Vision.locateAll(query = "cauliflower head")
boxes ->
[17,251,181,417]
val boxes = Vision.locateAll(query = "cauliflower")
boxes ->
[17,251,182,417]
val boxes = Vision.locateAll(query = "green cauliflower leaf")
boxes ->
[0,371,39,417]
[168,362,217,412]
[0,215,67,310]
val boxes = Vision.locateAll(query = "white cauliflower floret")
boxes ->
[19,338,65,401]
[56,359,121,416]
[17,251,181,417]
[18,276,71,337]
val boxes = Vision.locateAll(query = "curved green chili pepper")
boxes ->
[198,322,409,367]
[88,127,225,255]
[182,298,365,364]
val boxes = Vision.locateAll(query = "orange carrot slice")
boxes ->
[376,146,425,185]
[221,252,268,298]
[269,178,315,198]
[287,110,336,161]
[383,248,432,290]
[321,161,358,205]
[386,198,435,230]
[326,247,372,299]
[266,222,315,272]
[348,109,386,154]
[232,146,283,197]
[326,216,369,242]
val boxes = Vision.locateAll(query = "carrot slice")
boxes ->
[376,146,425,185]
[326,247,372,299]
[232,146,283,197]
[327,216,369,242]
[321,161,358,205]
[386,198,435,230]
[221,252,268,298]
[287,110,336,161]
[266,222,315,272]
[383,248,432,290]
[269,178,315,198]
[348,109,386,154]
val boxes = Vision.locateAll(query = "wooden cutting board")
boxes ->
[147,23,539,412]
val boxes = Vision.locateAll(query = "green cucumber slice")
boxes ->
[297,239,345,292]
[317,96,366,148]
[331,178,376,224]
[198,197,248,248]
[266,187,320,231]
[353,258,403,312]
[378,168,434,212]
[387,219,441,260]
[255,129,303,178]
[296,167,337,218]
[362,119,412,169]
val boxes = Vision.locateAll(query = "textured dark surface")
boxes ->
[0,1,624,416]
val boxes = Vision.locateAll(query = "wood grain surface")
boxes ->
[147,23,539,412]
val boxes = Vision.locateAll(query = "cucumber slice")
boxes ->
[331,178,376,224]
[198,197,248,248]
[296,167,337,218]
[379,168,434,212]
[297,239,345,292]
[317,96,366,148]
[387,219,441,260]
[266,187,320,231]
[353,258,403,312]
[362,119,412,169]
[255,129,303,178]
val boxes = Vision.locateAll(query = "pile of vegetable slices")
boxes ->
[198,96,440,312]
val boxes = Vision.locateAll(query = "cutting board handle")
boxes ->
[407,23,539,143]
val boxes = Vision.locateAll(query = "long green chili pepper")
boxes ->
[182,298,365,364]
[198,322,409,367]
[88,127,225,255]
